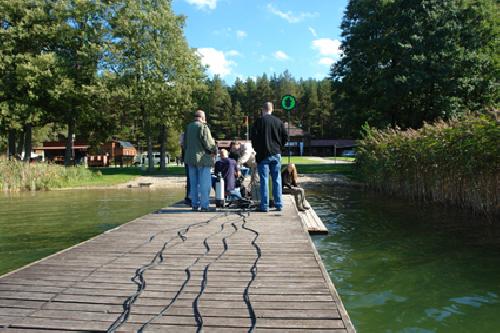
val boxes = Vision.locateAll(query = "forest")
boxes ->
[1,0,497,169]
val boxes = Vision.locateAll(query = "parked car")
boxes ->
[134,152,169,166]
[341,149,356,157]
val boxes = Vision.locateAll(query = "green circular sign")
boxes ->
[281,95,296,111]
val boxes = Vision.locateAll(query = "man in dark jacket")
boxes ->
[250,102,288,212]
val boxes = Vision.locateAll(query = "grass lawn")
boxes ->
[325,156,356,162]
[61,158,356,188]
[283,156,357,179]
[62,164,186,188]
[285,156,321,164]
[295,163,357,179]
[285,156,355,164]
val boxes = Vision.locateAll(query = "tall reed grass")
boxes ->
[0,159,99,191]
[356,115,499,218]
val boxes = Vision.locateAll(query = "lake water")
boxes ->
[308,185,500,332]
[1,185,499,332]
[0,188,184,275]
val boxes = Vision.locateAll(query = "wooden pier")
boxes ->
[0,196,354,332]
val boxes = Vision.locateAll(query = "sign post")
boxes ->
[281,95,296,164]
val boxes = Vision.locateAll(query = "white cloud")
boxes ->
[308,27,318,37]
[273,50,290,61]
[236,30,247,39]
[225,50,241,57]
[312,38,342,57]
[196,48,235,77]
[267,4,318,24]
[318,57,335,66]
[185,0,217,10]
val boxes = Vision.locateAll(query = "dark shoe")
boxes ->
[192,206,199,211]
[184,197,192,206]
[256,207,269,212]
[275,207,282,211]
[201,207,216,212]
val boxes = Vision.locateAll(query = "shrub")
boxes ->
[356,114,499,218]
[0,160,98,191]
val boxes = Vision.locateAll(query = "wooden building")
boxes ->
[34,141,90,164]
[306,139,357,156]
[101,140,137,167]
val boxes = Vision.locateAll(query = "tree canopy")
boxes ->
[330,0,498,137]
[1,0,497,159]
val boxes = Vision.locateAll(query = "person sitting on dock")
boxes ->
[214,149,239,196]
[282,163,310,211]
[184,110,217,212]
[228,141,241,162]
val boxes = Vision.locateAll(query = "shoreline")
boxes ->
[5,173,357,192]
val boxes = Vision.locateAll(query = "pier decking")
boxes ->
[0,196,354,332]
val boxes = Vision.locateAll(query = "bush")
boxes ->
[356,114,499,218]
[0,160,99,191]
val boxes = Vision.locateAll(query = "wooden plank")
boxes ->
[298,199,329,234]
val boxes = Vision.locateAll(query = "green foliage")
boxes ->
[356,114,499,217]
[0,0,203,168]
[331,0,498,137]
[0,158,99,190]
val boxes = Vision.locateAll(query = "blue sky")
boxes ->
[172,0,348,84]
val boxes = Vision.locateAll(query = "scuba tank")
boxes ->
[215,172,225,208]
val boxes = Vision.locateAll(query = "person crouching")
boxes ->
[281,163,310,211]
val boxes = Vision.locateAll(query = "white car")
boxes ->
[134,152,169,166]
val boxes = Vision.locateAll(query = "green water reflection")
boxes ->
[0,188,183,275]
[309,185,500,333]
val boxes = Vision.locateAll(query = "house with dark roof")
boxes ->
[306,139,357,156]
[102,140,137,167]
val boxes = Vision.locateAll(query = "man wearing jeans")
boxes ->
[184,110,217,211]
[250,102,288,212]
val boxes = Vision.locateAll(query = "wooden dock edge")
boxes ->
[295,200,357,332]
[292,197,329,234]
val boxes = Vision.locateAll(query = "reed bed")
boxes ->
[0,159,99,191]
[356,115,499,218]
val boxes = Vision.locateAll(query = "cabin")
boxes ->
[34,141,90,164]
[306,139,357,157]
[101,140,137,167]
[284,122,309,156]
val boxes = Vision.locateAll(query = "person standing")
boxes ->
[179,131,191,205]
[250,102,288,212]
[184,110,217,211]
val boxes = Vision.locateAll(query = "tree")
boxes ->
[203,76,232,139]
[318,79,333,137]
[0,0,60,160]
[331,0,498,136]
[109,0,202,171]
[53,0,106,166]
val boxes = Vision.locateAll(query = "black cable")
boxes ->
[138,217,239,332]
[238,211,261,333]
[107,213,224,333]
[192,221,239,333]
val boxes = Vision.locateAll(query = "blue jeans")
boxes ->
[257,154,282,211]
[188,165,211,209]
